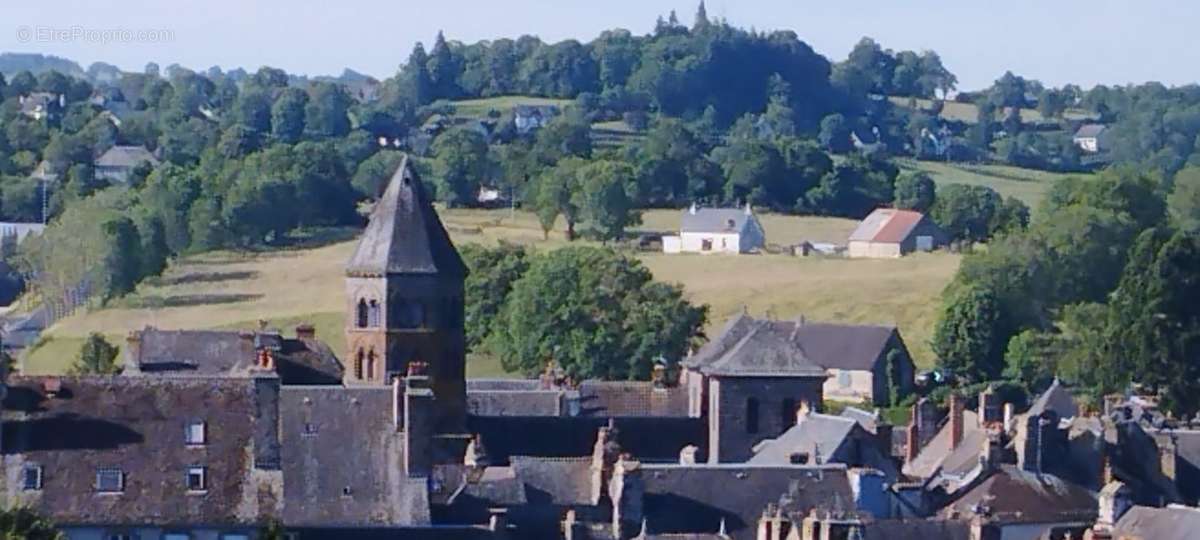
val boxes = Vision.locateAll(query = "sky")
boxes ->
[1,0,1198,91]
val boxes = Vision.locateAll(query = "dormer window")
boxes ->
[96,467,124,492]
[21,464,42,490]
[185,421,207,445]
[186,466,207,492]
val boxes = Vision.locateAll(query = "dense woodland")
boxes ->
[3,4,1200,414]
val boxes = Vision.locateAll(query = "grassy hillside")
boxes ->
[898,158,1082,212]
[26,208,958,376]
[887,96,1098,125]
[451,96,572,119]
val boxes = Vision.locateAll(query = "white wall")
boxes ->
[848,241,902,259]
[823,369,875,403]
[679,232,742,254]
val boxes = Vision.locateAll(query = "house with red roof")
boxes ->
[847,208,947,258]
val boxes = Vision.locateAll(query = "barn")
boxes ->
[847,208,946,258]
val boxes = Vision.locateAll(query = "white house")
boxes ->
[1073,124,1109,153]
[662,203,765,254]
[95,145,160,184]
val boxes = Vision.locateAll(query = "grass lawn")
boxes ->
[451,96,571,119]
[26,208,957,375]
[898,158,1083,212]
[887,96,1098,126]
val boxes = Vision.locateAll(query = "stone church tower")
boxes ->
[344,156,467,431]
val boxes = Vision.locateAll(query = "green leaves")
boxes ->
[488,246,707,381]
[71,332,120,375]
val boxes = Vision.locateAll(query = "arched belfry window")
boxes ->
[368,300,381,327]
[354,349,365,380]
[356,299,369,328]
[366,350,377,381]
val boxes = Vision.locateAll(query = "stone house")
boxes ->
[662,204,765,255]
[95,145,159,184]
[1073,124,1109,154]
[847,208,947,258]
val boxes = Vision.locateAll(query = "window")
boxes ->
[781,398,796,427]
[838,370,852,388]
[96,468,124,492]
[21,464,42,490]
[365,350,377,381]
[746,397,760,434]
[185,421,206,445]
[701,238,713,251]
[367,300,381,327]
[106,532,136,540]
[356,298,369,328]
[303,422,318,436]
[354,349,364,379]
[186,466,207,491]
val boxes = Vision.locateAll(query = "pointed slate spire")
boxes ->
[346,155,466,277]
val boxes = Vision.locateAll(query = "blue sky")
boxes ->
[1,0,1197,91]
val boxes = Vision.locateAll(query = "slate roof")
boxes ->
[1027,379,1080,419]
[467,390,563,416]
[1113,505,1200,540]
[848,208,930,244]
[431,464,527,509]
[748,413,856,465]
[689,315,899,374]
[680,206,755,234]
[903,410,981,479]
[468,416,705,465]
[279,386,430,527]
[1073,124,1107,139]
[126,327,342,385]
[346,155,467,277]
[510,456,594,506]
[698,319,826,378]
[641,464,854,540]
[860,520,972,540]
[1,376,271,526]
[95,145,158,169]
[577,381,689,417]
[940,465,1096,525]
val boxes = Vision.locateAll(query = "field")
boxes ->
[451,95,572,119]
[887,96,1099,125]
[898,158,1082,212]
[24,208,960,376]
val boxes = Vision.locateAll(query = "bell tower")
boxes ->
[344,155,467,431]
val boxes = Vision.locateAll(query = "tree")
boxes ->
[234,88,273,133]
[1003,329,1060,392]
[932,283,1010,382]
[930,184,1002,242]
[428,31,462,99]
[0,507,63,540]
[304,82,352,138]
[71,332,121,375]
[893,172,936,212]
[431,128,491,207]
[574,160,640,241]
[461,243,530,351]
[1168,166,1200,233]
[489,247,707,380]
[531,157,586,239]
[138,216,170,279]
[818,114,852,153]
[98,217,142,301]
[271,87,308,143]
[352,150,406,198]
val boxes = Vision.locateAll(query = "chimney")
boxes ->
[796,400,812,425]
[979,386,1002,426]
[1160,438,1178,483]
[465,434,490,469]
[591,421,622,505]
[563,510,582,540]
[41,378,62,398]
[1095,481,1132,533]
[488,508,509,539]
[916,398,938,448]
[610,457,645,539]
[123,330,144,373]
[295,323,316,340]
[949,393,964,451]
[679,445,698,465]
[689,202,698,215]
[403,375,434,477]
[1003,402,1015,433]
[652,364,668,389]
[251,376,282,470]
[392,375,404,430]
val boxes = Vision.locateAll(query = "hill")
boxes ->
[0,52,85,77]
[450,95,572,119]
[898,158,1084,212]
[23,208,958,377]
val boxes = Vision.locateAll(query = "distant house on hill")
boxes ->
[662,203,765,254]
[0,222,46,244]
[29,160,61,183]
[848,208,946,258]
[513,104,559,134]
[95,145,159,184]
[18,92,63,121]
[1073,124,1110,153]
